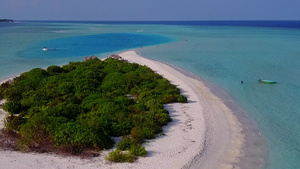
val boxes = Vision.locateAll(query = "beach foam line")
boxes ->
[0,50,245,169]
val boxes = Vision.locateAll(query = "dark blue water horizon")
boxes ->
[20,20,300,29]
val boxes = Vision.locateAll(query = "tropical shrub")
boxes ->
[0,57,187,160]
[129,144,147,157]
[3,101,22,115]
[47,65,65,74]
[116,136,133,150]
[106,149,135,163]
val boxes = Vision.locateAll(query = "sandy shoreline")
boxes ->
[0,50,245,169]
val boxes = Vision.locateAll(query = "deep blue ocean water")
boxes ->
[20,33,171,59]
[1,21,300,169]
[27,20,300,29]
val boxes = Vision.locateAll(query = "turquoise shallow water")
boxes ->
[1,21,300,169]
[141,25,300,169]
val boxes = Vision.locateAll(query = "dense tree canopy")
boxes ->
[0,57,187,158]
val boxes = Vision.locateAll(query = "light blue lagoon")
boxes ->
[1,21,300,169]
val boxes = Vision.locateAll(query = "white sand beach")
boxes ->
[0,50,244,169]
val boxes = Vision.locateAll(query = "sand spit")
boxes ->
[0,51,244,169]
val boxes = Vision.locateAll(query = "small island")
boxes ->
[0,55,187,162]
[0,19,14,23]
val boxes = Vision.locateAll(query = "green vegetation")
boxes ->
[0,57,187,161]
[105,149,135,163]
[129,144,147,157]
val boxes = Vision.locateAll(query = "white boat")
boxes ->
[42,47,48,51]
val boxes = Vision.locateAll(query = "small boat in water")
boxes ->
[258,79,276,84]
[42,47,48,51]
